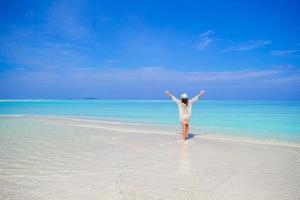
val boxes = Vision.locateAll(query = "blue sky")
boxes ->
[0,0,300,99]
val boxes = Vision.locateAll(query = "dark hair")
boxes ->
[181,98,188,106]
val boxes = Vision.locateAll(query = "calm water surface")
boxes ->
[0,100,299,142]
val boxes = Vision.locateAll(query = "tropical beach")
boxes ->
[0,100,300,199]
[1,0,300,199]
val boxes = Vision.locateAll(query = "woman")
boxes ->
[165,90,205,140]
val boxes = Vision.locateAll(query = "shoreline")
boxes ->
[1,100,299,143]
[1,114,300,149]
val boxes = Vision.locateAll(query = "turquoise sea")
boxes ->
[0,100,300,142]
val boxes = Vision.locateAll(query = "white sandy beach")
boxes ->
[0,116,299,200]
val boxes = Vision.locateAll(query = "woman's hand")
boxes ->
[165,90,171,96]
[199,90,205,96]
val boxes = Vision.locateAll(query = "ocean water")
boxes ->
[0,100,300,142]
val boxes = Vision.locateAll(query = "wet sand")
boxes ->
[0,116,299,199]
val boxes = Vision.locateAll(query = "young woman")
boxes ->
[165,90,205,140]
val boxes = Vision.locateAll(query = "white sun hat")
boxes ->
[181,93,188,99]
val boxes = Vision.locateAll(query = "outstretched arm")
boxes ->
[189,90,205,104]
[165,90,181,104]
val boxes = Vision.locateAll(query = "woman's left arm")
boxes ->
[189,90,205,104]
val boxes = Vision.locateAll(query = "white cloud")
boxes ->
[271,50,300,57]
[3,66,297,84]
[0,0,101,71]
[2,66,299,99]
[196,30,214,50]
[225,40,271,51]
[104,59,119,64]
[46,0,93,40]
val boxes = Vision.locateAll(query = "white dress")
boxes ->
[171,95,199,124]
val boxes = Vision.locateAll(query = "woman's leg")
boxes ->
[185,124,189,139]
[181,122,186,140]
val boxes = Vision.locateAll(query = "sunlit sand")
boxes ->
[0,116,299,199]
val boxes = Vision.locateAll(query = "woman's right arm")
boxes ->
[165,90,181,104]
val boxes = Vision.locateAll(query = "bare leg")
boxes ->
[181,122,186,140]
[185,124,189,139]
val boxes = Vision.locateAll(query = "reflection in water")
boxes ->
[174,142,205,199]
[178,142,190,177]
[174,142,192,198]
[177,142,191,188]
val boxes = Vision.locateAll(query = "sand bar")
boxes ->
[0,116,299,199]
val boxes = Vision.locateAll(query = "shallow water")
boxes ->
[0,100,300,142]
[0,116,299,200]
